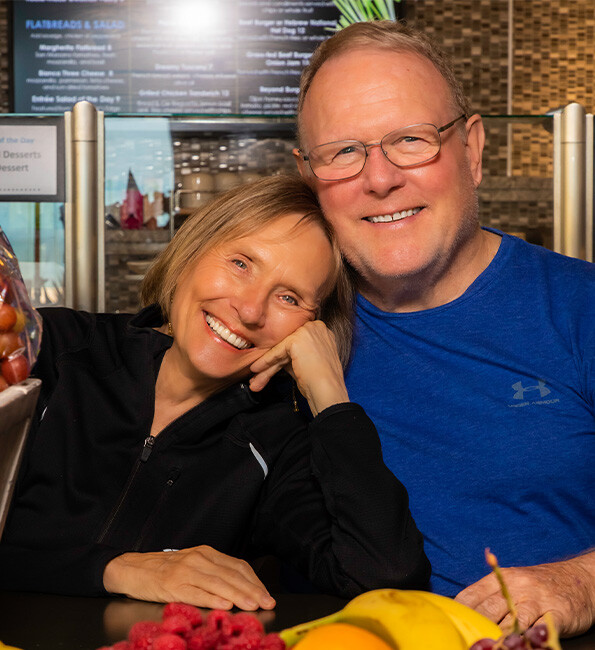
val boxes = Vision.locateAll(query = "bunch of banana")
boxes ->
[280,588,502,649]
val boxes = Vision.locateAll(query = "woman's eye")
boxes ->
[232,258,248,270]
[281,294,298,306]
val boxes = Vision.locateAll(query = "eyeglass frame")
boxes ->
[295,113,468,182]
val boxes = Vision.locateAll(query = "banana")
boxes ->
[407,590,502,645]
[280,589,467,649]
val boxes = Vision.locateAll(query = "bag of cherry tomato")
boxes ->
[0,227,42,392]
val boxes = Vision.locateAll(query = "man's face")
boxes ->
[297,49,485,309]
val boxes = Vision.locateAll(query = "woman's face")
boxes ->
[169,213,335,390]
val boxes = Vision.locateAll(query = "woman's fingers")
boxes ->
[249,321,349,414]
[195,546,275,607]
[170,547,276,611]
[249,362,288,392]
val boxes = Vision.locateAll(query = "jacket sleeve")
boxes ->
[0,307,124,596]
[251,402,431,598]
[0,543,124,595]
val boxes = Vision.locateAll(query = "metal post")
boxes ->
[64,101,105,311]
[586,113,593,263]
[555,103,586,260]
[553,112,562,254]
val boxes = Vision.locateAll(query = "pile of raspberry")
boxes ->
[97,602,286,650]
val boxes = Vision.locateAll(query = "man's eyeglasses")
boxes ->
[296,114,467,182]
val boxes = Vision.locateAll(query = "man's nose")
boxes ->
[361,144,407,196]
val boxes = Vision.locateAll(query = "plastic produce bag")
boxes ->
[0,227,42,391]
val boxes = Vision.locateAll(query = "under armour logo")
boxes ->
[512,380,551,400]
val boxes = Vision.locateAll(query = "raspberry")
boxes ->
[129,621,162,642]
[221,613,264,638]
[113,643,131,650]
[219,632,262,650]
[206,609,232,632]
[163,603,203,628]
[128,620,163,650]
[152,634,188,650]
[129,640,153,650]
[258,633,286,650]
[187,627,221,650]
[185,636,208,650]
[161,614,193,637]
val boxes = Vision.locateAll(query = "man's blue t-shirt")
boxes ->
[345,231,595,596]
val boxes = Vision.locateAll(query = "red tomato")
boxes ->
[0,331,21,359]
[0,302,17,332]
[1,354,29,385]
[0,374,9,392]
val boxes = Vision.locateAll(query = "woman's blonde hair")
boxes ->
[141,174,354,365]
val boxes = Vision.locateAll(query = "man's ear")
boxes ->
[464,114,485,187]
[292,147,308,179]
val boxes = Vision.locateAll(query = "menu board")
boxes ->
[12,0,343,116]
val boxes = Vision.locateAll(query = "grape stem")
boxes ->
[485,548,521,635]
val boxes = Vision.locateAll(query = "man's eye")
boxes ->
[334,144,358,157]
[399,134,431,146]
[388,135,421,146]
[281,294,298,306]
[232,259,248,270]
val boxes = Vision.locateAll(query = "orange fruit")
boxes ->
[294,622,392,650]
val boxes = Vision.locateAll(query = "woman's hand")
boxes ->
[103,545,276,611]
[249,320,349,416]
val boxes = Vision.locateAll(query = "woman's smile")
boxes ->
[204,312,254,350]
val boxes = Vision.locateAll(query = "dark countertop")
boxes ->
[0,591,593,650]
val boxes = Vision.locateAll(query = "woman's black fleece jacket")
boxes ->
[0,305,429,597]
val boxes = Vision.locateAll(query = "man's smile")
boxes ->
[365,206,423,223]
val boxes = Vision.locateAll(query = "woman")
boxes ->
[0,175,429,610]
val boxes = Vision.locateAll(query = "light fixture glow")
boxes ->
[169,3,224,35]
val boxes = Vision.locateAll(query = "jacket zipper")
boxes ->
[132,467,180,551]
[96,435,155,544]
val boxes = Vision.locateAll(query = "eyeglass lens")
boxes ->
[307,123,442,181]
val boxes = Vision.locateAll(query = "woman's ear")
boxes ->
[464,114,486,187]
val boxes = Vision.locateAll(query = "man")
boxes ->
[293,20,595,637]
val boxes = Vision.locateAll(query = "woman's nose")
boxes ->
[233,286,267,327]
